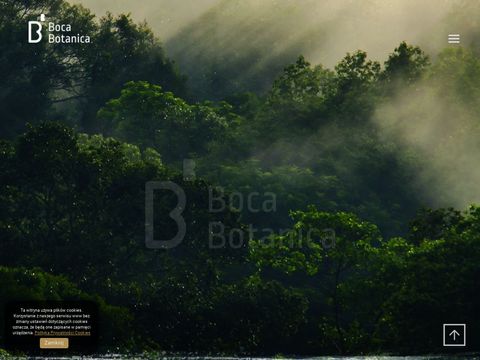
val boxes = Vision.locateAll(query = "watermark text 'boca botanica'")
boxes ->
[145,160,335,250]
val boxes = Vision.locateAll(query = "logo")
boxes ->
[145,181,186,249]
[27,14,91,44]
[28,14,45,43]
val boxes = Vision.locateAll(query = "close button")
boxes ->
[40,338,69,349]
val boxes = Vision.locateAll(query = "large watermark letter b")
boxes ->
[145,181,186,249]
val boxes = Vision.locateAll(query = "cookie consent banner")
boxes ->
[5,301,98,353]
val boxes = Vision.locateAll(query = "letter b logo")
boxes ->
[28,14,45,43]
[28,21,42,43]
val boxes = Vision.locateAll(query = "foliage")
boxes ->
[0,0,185,136]
[0,266,133,351]
[382,41,430,85]
[0,1,479,354]
[98,81,231,163]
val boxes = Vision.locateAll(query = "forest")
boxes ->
[0,0,479,356]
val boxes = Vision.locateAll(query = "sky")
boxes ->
[71,0,470,67]
[71,0,480,102]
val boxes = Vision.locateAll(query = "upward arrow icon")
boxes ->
[443,324,466,347]
[449,329,460,340]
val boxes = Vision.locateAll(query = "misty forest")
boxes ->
[1,0,480,356]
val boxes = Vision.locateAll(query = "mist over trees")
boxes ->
[1,0,480,356]
[75,0,480,101]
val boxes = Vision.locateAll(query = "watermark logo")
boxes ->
[28,14,91,44]
[145,181,186,249]
[145,159,336,251]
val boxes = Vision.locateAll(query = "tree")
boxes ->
[0,122,249,351]
[0,266,134,351]
[378,207,480,352]
[335,51,380,94]
[98,81,230,164]
[269,55,334,104]
[250,207,381,353]
[408,207,463,244]
[0,0,64,137]
[329,50,380,123]
[77,13,187,131]
[253,55,335,135]
[382,42,430,85]
[0,0,186,136]
[429,47,480,111]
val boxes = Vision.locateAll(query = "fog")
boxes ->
[374,61,480,209]
[72,0,480,209]
[73,0,461,65]
[73,0,478,99]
